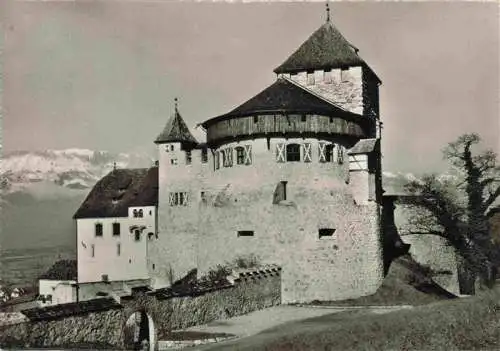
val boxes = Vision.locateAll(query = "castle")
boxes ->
[73,9,387,303]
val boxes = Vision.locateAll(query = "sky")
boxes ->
[2,1,499,173]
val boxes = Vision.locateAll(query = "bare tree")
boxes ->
[404,133,500,293]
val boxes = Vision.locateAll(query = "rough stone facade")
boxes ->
[0,268,280,349]
[151,136,384,303]
[391,199,460,295]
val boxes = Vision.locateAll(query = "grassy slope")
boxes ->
[208,287,500,351]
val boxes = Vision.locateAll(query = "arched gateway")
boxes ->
[124,309,156,351]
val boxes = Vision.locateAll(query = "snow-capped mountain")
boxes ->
[1,148,155,195]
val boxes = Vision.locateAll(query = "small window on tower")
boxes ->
[171,158,178,165]
[112,223,120,236]
[201,148,208,163]
[95,223,103,237]
[186,151,192,165]
[134,230,141,242]
[133,209,138,218]
[237,230,254,237]
[170,145,175,151]
[235,146,245,165]
[138,209,144,218]
[319,228,336,239]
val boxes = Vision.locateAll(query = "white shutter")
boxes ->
[227,148,233,167]
[244,145,252,165]
[276,143,285,163]
[168,192,175,206]
[337,145,344,164]
[318,142,326,163]
[303,143,312,163]
[183,192,189,206]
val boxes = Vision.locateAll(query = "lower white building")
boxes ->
[38,259,77,306]
[73,167,158,286]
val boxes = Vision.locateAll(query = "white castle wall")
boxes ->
[151,136,383,303]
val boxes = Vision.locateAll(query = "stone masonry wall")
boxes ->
[0,269,281,349]
[151,136,384,303]
[393,201,460,295]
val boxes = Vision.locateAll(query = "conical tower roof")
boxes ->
[274,18,379,82]
[155,99,198,145]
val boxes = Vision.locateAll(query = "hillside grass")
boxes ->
[209,287,500,351]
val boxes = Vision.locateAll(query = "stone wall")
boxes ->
[152,136,384,303]
[0,268,281,349]
[390,198,460,295]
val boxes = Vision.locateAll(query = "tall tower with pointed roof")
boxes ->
[151,99,208,287]
[274,6,381,123]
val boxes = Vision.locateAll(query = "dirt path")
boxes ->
[171,305,412,350]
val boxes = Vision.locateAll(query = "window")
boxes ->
[319,228,336,239]
[273,181,287,204]
[337,146,344,164]
[286,144,301,162]
[186,151,192,165]
[325,144,334,162]
[138,209,144,218]
[307,71,315,85]
[301,114,306,122]
[148,232,154,240]
[235,146,245,165]
[152,264,156,270]
[200,191,206,202]
[91,244,95,258]
[102,274,109,282]
[95,223,103,237]
[215,151,220,170]
[169,192,189,206]
[117,243,121,256]
[324,70,332,84]
[171,158,178,165]
[149,210,152,216]
[134,230,140,242]
[237,230,254,237]
[201,148,208,163]
[170,145,175,151]
[253,115,258,124]
[133,209,138,218]
[112,223,120,236]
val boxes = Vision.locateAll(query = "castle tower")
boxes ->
[274,5,381,123]
[150,99,201,288]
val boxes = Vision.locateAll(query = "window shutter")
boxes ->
[227,148,233,167]
[303,143,312,163]
[244,145,252,165]
[318,142,326,163]
[169,192,175,206]
[276,143,285,163]
[337,146,344,164]
[184,192,189,206]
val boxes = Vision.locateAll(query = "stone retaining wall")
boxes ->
[0,267,281,349]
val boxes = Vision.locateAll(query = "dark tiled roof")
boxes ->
[22,298,122,321]
[274,22,380,83]
[155,108,198,145]
[202,78,361,127]
[39,259,77,281]
[348,138,379,155]
[73,167,158,219]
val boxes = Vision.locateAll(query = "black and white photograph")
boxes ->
[1,0,499,350]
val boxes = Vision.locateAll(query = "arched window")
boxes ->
[235,146,245,165]
[138,209,144,218]
[286,144,301,162]
[133,209,138,218]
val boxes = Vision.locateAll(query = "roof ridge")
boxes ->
[280,76,353,115]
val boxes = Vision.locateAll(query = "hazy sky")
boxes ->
[3,1,499,173]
